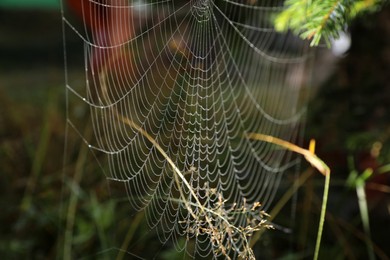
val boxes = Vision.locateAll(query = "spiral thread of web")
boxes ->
[62,0,312,258]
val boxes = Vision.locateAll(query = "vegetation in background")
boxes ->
[275,0,386,46]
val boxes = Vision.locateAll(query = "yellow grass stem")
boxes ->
[246,133,330,260]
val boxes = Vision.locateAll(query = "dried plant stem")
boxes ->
[246,133,330,176]
[247,133,330,260]
[118,114,243,233]
[118,114,261,259]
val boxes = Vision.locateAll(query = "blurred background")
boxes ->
[0,0,389,259]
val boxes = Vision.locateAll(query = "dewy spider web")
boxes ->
[62,0,314,258]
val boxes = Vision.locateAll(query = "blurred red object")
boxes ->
[66,0,95,28]
[66,0,134,46]
[66,0,137,80]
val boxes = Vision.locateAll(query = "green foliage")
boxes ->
[275,0,383,46]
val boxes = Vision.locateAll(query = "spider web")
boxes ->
[62,0,314,258]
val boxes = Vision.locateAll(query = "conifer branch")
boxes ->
[275,0,384,46]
